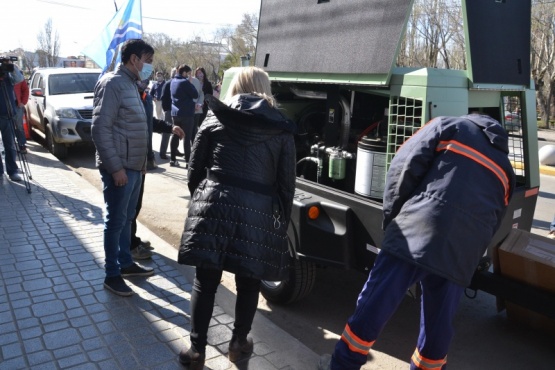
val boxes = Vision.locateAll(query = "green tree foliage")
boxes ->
[531,0,555,127]
[142,13,258,84]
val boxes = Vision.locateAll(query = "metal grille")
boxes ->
[386,96,423,167]
[77,109,93,120]
[502,95,525,179]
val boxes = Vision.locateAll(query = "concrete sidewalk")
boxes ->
[0,143,318,370]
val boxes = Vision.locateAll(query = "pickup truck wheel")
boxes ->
[46,125,68,160]
[260,259,316,304]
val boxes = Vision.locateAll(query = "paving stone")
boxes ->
[53,344,82,360]
[0,311,13,325]
[44,319,70,333]
[16,260,44,271]
[43,327,81,350]
[80,337,104,352]
[31,292,57,304]
[16,317,40,329]
[207,324,233,346]
[57,353,88,368]
[27,350,54,366]
[19,326,44,340]
[88,347,112,362]
[40,313,66,325]
[22,278,53,292]
[1,341,23,359]
[32,300,65,317]
[0,356,28,370]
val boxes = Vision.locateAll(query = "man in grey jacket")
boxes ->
[91,39,156,296]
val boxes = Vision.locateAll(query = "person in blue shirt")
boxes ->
[150,70,165,120]
[169,64,198,167]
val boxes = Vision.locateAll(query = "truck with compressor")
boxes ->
[221,0,554,321]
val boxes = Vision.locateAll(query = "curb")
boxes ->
[540,164,555,176]
[511,161,555,176]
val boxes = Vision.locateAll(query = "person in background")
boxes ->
[139,77,157,171]
[159,67,176,160]
[0,61,24,182]
[150,71,165,120]
[91,39,155,297]
[548,215,555,239]
[131,78,185,260]
[212,82,221,100]
[177,67,296,370]
[13,73,29,154]
[169,64,198,167]
[194,67,213,127]
[189,70,204,142]
[318,114,515,370]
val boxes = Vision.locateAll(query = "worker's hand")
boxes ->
[172,125,185,139]
[111,169,128,187]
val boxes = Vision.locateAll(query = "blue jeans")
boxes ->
[551,216,555,232]
[14,106,26,147]
[100,168,142,277]
[0,116,19,176]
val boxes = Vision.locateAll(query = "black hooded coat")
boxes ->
[177,94,296,281]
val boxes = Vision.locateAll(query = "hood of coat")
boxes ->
[462,114,510,154]
[208,94,296,139]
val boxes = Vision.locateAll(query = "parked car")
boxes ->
[26,67,101,159]
[504,110,522,132]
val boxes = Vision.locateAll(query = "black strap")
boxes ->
[206,169,276,196]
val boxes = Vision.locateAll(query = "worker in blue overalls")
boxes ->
[319,114,515,370]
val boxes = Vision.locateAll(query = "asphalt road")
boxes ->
[53,133,555,370]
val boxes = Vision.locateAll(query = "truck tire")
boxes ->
[260,259,316,304]
[46,125,68,160]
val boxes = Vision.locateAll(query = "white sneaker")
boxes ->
[548,230,555,239]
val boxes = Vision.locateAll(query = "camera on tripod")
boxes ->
[0,56,18,77]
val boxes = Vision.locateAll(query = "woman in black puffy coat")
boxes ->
[177,67,296,369]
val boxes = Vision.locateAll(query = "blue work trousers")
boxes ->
[331,251,464,370]
[100,168,142,277]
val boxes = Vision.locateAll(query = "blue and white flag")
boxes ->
[82,0,142,74]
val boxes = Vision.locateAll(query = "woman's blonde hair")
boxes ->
[226,66,276,107]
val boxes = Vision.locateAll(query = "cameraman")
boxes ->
[0,60,24,182]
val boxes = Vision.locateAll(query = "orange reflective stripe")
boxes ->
[436,140,510,205]
[411,348,447,369]
[340,324,375,355]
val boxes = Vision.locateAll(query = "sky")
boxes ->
[0,0,261,57]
